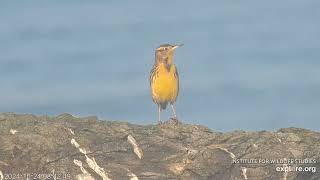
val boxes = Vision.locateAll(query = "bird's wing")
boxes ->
[173,65,179,102]
[149,65,158,87]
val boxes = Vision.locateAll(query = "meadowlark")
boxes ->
[149,43,183,124]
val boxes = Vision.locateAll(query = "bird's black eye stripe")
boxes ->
[157,46,171,51]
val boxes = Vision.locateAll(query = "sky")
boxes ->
[0,0,320,131]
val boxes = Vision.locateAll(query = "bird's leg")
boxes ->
[170,103,178,120]
[158,105,162,124]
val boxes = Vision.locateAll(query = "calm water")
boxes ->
[1,1,320,131]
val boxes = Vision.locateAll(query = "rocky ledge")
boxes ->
[0,113,319,180]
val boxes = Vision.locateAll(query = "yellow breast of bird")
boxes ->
[152,63,179,103]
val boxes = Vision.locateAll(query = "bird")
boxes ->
[149,43,183,124]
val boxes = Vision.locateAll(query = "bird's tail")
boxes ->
[160,102,168,110]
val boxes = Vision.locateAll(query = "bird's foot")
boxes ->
[169,116,180,125]
[170,116,178,121]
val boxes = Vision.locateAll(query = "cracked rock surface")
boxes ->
[0,113,319,179]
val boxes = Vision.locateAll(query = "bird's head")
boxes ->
[155,43,183,65]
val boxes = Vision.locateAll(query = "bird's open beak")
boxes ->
[172,43,184,50]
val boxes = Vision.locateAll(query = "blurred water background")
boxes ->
[1,0,320,131]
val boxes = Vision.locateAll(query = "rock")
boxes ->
[0,113,319,180]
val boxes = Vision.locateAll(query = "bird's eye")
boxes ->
[157,47,169,52]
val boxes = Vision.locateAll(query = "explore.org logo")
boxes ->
[276,165,316,173]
